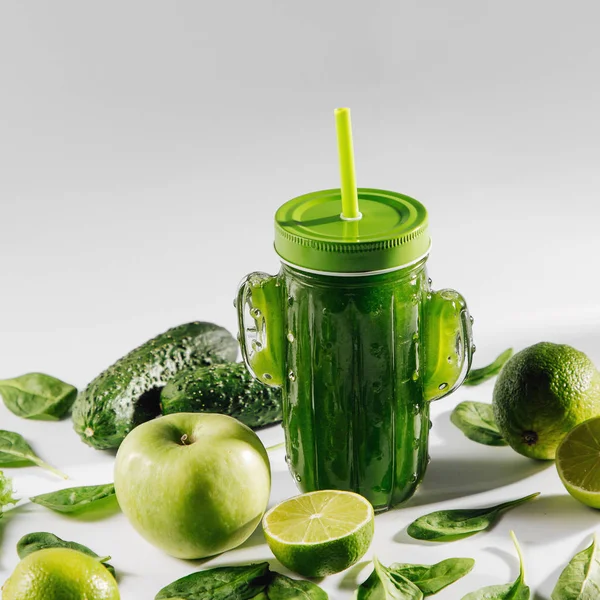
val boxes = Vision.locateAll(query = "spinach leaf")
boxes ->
[357,557,423,600]
[461,531,529,599]
[17,531,115,577]
[30,483,115,513]
[0,373,77,420]
[407,493,540,542]
[391,558,475,596]
[0,470,17,515]
[155,563,270,599]
[0,430,67,479]
[551,534,600,599]
[265,572,328,599]
[464,349,513,386]
[450,402,507,446]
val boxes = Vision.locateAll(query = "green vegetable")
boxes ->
[357,557,423,600]
[0,430,67,479]
[450,401,507,446]
[266,573,328,599]
[461,531,529,599]
[17,531,116,577]
[30,483,115,513]
[0,470,18,514]
[0,373,77,420]
[464,349,513,386]
[72,322,238,450]
[155,562,270,599]
[391,558,475,596]
[160,362,282,429]
[551,534,600,599]
[407,492,539,542]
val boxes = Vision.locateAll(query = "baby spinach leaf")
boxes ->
[0,470,17,515]
[357,557,423,600]
[155,562,270,599]
[407,493,540,542]
[0,430,67,479]
[30,483,115,513]
[265,572,328,599]
[391,558,475,596]
[0,373,77,420]
[551,534,600,599]
[450,401,507,446]
[17,531,115,577]
[464,349,513,386]
[461,532,529,599]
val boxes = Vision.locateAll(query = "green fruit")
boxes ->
[492,342,600,460]
[1,548,120,600]
[160,362,282,429]
[114,412,271,559]
[262,490,374,577]
[72,322,238,450]
[556,416,600,508]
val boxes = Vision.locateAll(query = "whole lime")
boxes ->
[2,547,120,600]
[492,342,600,460]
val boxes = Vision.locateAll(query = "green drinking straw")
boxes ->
[334,107,361,220]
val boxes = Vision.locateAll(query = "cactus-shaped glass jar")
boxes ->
[237,187,473,512]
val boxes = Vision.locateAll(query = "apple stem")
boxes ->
[180,434,190,445]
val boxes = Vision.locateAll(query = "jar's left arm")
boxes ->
[422,288,474,402]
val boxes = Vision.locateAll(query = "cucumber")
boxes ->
[72,322,238,449]
[160,362,282,429]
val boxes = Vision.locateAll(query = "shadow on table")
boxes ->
[501,494,598,544]
[403,409,552,508]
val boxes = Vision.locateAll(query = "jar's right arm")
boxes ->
[236,272,285,387]
[422,288,474,402]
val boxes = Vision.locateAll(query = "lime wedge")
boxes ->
[556,416,600,508]
[263,490,374,577]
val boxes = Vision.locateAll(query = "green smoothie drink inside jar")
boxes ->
[237,109,474,512]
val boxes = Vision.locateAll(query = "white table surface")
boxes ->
[2,3,600,598]
[0,307,599,600]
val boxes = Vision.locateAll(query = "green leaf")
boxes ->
[17,531,116,577]
[0,373,77,420]
[551,534,600,599]
[390,558,475,596]
[30,483,115,513]
[407,493,540,542]
[461,532,529,599]
[464,349,513,386]
[0,430,67,479]
[155,563,271,600]
[450,402,507,446]
[265,572,328,599]
[0,470,18,515]
[357,557,423,600]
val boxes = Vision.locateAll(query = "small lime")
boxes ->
[2,547,120,600]
[556,416,600,508]
[262,489,374,577]
[492,342,600,460]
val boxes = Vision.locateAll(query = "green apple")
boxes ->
[114,412,271,559]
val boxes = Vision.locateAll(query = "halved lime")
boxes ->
[556,416,600,508]
[263,490,375,577]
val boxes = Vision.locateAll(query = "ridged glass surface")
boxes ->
[280,262,431,512]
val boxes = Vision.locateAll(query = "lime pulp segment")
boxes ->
[557,419,600,493]
[263,490,373,544]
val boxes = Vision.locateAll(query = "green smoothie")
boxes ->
[282,263,431,510]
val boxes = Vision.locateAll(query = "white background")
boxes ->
[1,1,600,598]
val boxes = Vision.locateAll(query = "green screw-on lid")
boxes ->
[274,188,430,274]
